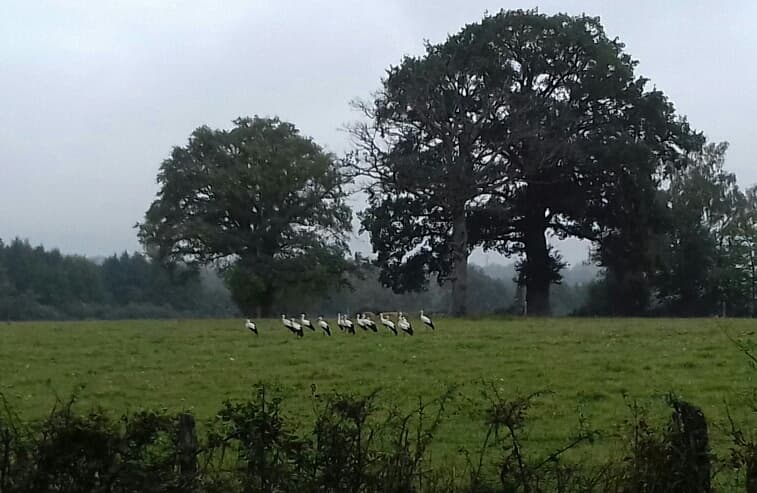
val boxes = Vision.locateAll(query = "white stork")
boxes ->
[289,317,304,338]
[282,315,302,337]
[362,313,378,332]
[342,313,355,335]
[300,313,316,331]
[337,313,345,331]
[244,319,258,335]
[420,310,435,330]
[397,312,414,336]
[380,313,398,335]
[317,316,332,336]
[357,313,377,332]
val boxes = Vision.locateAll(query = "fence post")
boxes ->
[748,459,757,493]
[669,399,711,493]
[177,413,199,486]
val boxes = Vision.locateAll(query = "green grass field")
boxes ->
[2,317,757,465]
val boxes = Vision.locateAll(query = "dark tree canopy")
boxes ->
[473,12,700,315]
[353,9,701,315]
[138,116,353,317]
[351,14,519,316]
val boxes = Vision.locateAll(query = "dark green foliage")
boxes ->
[0,238,235,321]
[309,390,379,492]
[0,395,187,493]
[208,386,310,492]
[472,10,700,316]
[654,142,740,316]
[0,387,742,493]
[138,117,353,317]
[353,9,701,316]
[583,142,757,317]
[619,397,712,493]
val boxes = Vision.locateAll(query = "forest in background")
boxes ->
[0,238,235,320]
[0,237,597,321]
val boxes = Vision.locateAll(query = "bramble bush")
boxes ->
[1,382,745,493]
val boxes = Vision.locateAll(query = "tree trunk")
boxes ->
[524,216,551,316]
[450,207,469,317]
[256,286,275,318]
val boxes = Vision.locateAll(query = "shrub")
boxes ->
[0,386,740,493]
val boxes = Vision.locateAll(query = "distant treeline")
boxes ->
[0,237,600,321]
[9,226,757,320]
[0,238,237,321]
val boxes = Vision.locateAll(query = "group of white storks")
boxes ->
[244,311,435,337]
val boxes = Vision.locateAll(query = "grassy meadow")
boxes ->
[2,317,757,465]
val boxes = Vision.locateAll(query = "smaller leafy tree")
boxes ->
[138,117,353,317]
[731,186,757,315]
[655,142,741,315]
[589,141,757,317]
[707,183,757,317]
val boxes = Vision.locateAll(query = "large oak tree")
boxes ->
[350,23,516,316]
[138,117,353,317]
[354,9,700,315]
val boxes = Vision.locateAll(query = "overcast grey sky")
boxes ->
[1,1,755,266]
